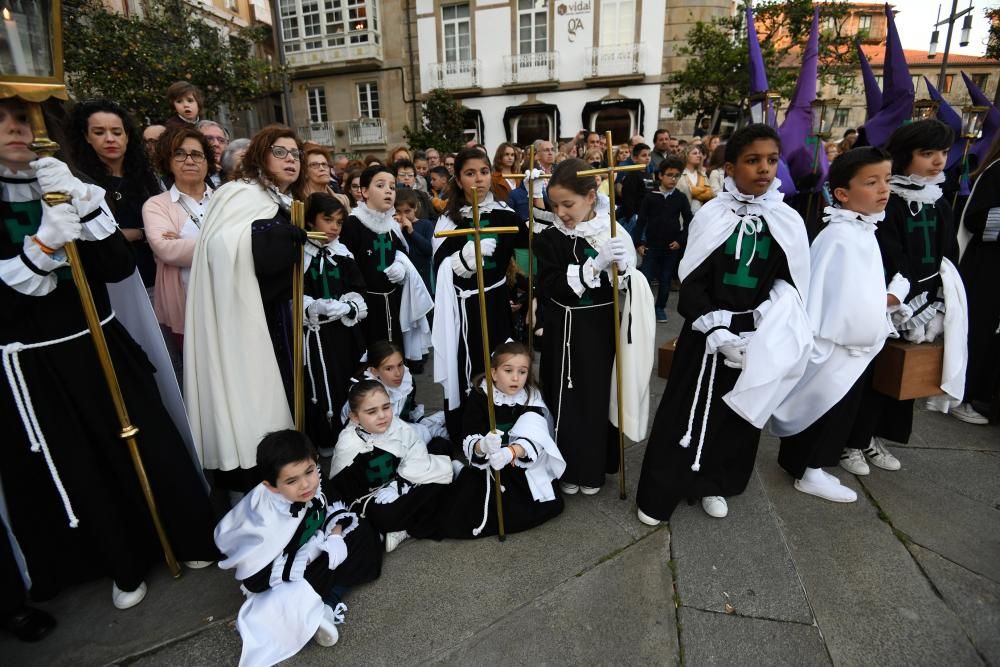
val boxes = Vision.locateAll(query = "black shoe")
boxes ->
[3,605,56,642]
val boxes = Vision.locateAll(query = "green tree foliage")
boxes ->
[986,8,1000,60]
[667,0,857,120]
[63,0,279,124]
[403,89,466,154]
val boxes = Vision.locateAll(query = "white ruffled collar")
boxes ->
[889,172,944,214]
[459,191,507,218]
[553,208,611,239]
[720,176,785,210]
[364,367,413,406]
[822,205,885,230]
[478,379,546,408]
[351,201,398,234]
[306,238,354,260]
[0,164,36,181]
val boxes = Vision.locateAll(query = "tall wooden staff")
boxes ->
[290,200,331,431]
[2,3,182,576]
[502,147,549,357]
[575,131,646,501]
[435,189,520,541]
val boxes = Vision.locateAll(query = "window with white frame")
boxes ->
[518,0,548,54]
[833,108,850,127]
[358,82,380,118]
[280,0,301,51]
[280,0,380,53]
[308,87,328,124]
[442,4,472,63]
[302,0,322,50]
[857,14,872,35]
[599,0,634,46]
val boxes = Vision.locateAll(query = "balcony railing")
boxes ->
[285,32,383,69]
[297,118,387,148]
[503,52,558,85]
[585,44,642,79]
[429,59,480,90]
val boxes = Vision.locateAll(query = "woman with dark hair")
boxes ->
[68,100,161,289]
[184,125,309,496]
[490,142,518,200]
[141,126,216,348]
[0,97,218,630]
[431,148,527,438]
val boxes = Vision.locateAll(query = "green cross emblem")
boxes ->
[907,207,937,265]
[297,507,327,547]
[579,246,598,305]
[3,200,42,243]
[372,233,394,271]
[723,223,771,289]
[466,215,497,270]
[366,451,397,486]
[309,259,340,299]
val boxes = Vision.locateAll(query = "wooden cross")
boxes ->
[574,130,647,501]
[502,145,550,356]
[435,188,520,541]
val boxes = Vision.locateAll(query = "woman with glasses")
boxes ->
[68,100,161,292]
[141,127,214,352]
[344,167,363,207]
[302,143,352,210]
[185,125,309,497]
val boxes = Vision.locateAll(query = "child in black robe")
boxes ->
[329,381,453,552]
[636,124,811,524]
[436,341,565,538]
[302,193,368,456]
[215,430,382,665]
[841,120,966,475]
[431,148,528,440]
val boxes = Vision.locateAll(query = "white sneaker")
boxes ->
[863,437,901,471]
[794,468,857,503]
[560,482,580,495]
[950,402,989,425]
[183,560,214,569]
[112,582,148,610]
[384,530,410,553]
[579,485,601,496]
[636,508,660,526]
[701,496,728,518]
[313,605,340,647]
[839,448,870,475]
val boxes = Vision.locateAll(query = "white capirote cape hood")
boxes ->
[184,180,294,471]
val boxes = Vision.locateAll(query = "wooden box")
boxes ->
[657,338,679,380]
[872,339,945,400]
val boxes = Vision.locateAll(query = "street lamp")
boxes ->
[952,104,988,208]
[749,90,782,129]
[927,1,976,90]
[0,0,182,577]
[912,99,940,121]
[806,97,840,223]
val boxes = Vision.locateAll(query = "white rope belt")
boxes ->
[305,316,336,422]
[550,299,610,437]
[679,351,720,472]
[455,277,506,395]
[367,288,396,342]
[2,311,116,527]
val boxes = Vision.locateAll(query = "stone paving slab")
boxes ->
[859,457,1000,583]
[756,438,983,666]
[678,607,829,666]
[903,407,1000,452]
[887,447,1000,509]
[909,544,1000,665]
[429,529,677,666]
[670,471,814,624]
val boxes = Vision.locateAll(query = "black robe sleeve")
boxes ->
[251,216,302,303]
[534,229,590,304]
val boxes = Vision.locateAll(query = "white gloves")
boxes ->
[383,261,406,283]
[373,481,411,505]
[31,157,89,203]
[593,237,627,272]
[35,203,82,250]
[923,312,945,342]
[488,447,514,470]
[460,238,497,267]
[323,299,352,319]
[477,431,503,457]
[306,299,326,319]
[705,329,747,368]
[523,169,546,198]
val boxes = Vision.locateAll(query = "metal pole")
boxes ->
[291,199,306,431]
[604,131,628,501]
[937,0,960,91]
[526,145,536,358]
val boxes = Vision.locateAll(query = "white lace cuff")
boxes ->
[450,249,476,278]
[692,309,735,335]
[0,237,67,296]
[462,434,490,469]
[340,291,368,326]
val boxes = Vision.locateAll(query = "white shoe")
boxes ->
[313,605,340,647]
[794,468,857,503]
[701,496,728,518]
[560,482,580,495]
[863,437,901,471]
[636,508,660,526]
[950,402,989,425]
[579,485,601,496]
[839,448,870,475]
[183,560,214,569]
[384,530,409,553]
[819,469,843,486]
[112,581,148,610]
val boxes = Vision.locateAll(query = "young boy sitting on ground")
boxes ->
[215,430,382,665]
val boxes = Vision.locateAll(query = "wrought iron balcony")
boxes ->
[503,52,558,86]
[585,44,642,79]
[297,118,387,148]
[284,32,383,70]
[429,59,480,90]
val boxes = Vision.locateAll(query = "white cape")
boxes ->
[769,212,892,436]
[508,410,566,502]
[609,267,656,441]
[329,417,452,485]
[938,258,968,401]
[184,180,293,471]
